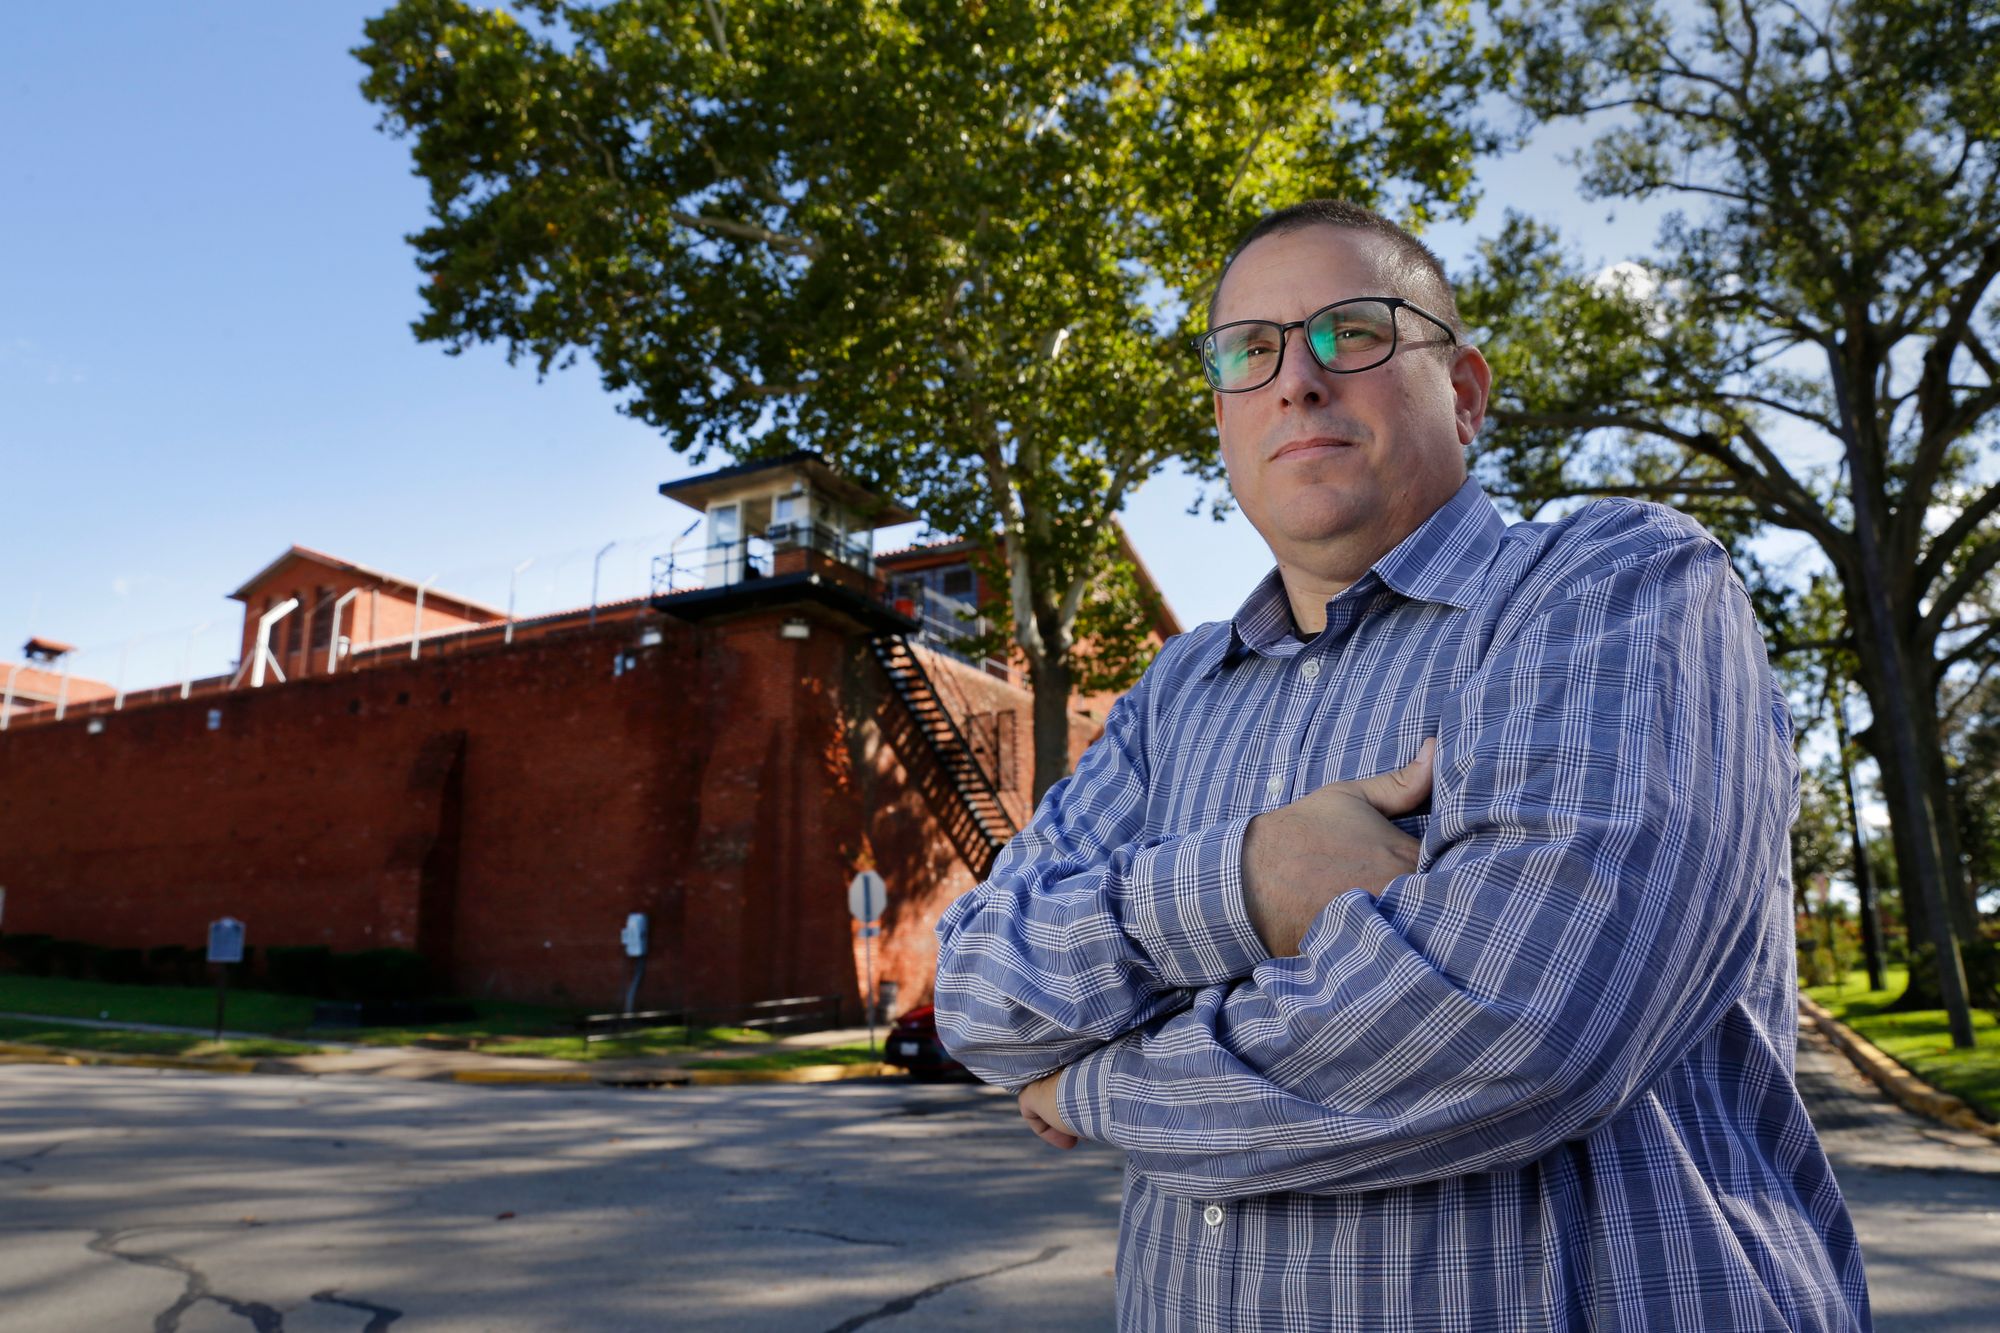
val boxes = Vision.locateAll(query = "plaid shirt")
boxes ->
[935,480,1869,1332]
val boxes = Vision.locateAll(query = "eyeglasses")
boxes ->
[1190,297,1458,393]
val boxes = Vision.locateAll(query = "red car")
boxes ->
[881,1004,971,1079]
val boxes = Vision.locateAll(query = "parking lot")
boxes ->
[4,1031,1999,1331]
[0,1066,1122,1332]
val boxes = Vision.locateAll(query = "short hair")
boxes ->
[1208,199,1464,336]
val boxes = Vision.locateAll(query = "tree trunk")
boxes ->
[1850,606,1983,1036]
[1026,646,1075,807]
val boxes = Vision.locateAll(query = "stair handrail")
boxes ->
[871,634,1015,844]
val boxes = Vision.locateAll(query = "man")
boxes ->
[933,200,1868,1331]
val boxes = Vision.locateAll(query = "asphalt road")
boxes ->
[1,1031,1996,1332]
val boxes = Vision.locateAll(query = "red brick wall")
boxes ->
[0,598,1067,1019]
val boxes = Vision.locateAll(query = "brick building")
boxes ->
[0,453,1176,1019]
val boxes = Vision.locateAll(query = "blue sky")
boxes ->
[1,3,1675,695]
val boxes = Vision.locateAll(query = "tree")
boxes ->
[1463,0,2000,1043]
[354,0,1490,801]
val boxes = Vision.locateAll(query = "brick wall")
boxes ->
[0,595,1089,1018]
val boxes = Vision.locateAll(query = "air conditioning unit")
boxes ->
[765,521,801,545]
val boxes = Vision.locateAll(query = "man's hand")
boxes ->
[1241,738,1435,957]
[1019,1070,1078,1150]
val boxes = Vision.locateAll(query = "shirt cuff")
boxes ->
[1119,814,1268,987]
[1057,1040,1125,1143]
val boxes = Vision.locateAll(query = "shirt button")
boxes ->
[1264,775,1283,802]
[1300,658,1320,681]
[1203,1204,1224,1228]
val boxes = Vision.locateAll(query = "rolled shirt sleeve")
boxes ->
[1055,533,1797,1196]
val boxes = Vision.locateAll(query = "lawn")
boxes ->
[0,1016,322,1059]
[1803,966,2000,1122]
[0,975,576,1046]
[0,975,818,1063]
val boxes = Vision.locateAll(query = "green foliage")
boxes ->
[355,0,1492,791]
[1468,0,2000,1012]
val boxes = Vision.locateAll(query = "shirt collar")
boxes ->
[1198,478,1505,677]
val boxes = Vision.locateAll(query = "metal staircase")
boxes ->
[868,633,1017,877]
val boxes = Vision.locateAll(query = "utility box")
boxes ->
[621,912,648,959]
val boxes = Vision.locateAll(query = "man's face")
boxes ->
[1211,225,1489,580]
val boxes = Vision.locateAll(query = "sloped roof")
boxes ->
[658,450,918,527]
[0,662,115,705]
[228,545,504,620]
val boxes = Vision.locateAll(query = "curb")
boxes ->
[0,1037,902,1088]
[448,1062,899,1087]
[0,1041,257,1075]
[1797,995,2000,1142]
[684,1062,897,1086]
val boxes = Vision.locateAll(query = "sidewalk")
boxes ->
[0,1012,904,1086]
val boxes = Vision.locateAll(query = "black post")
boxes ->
[1834,680,1887,991]
[213,962,230,1041]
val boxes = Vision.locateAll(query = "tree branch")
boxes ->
[667,209,820,257]
[1924,539,2000,645]
[1488,407,1844,550]
[1921,477,2000,594]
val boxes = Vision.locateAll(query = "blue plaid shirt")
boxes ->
[936,480,1869,1332]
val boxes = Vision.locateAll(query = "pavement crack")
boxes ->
[734,1223,903,1247]
[311,1289,403,1330]
[88,1227,286,1331]
[0,1141,65,1173]
[821,1244,1066,1332]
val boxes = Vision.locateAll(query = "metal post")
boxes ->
[411,575,438,662]
[327,591,358,674]
[213,962,230,1041]
[0,661,19,731]
[54,655,70,722]
[180,621,211,700]
[112,638,137,710]
[590,541,616,628]
[863,923,876,1056]
[624,956,646,1018]
[506,559,534,645]
[250,599,299,688]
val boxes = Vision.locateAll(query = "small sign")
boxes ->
[848,870,886,924]
[206,917,245,964]
[621,912,649,958]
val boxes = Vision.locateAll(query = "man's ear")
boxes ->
[1450,345,1492,446]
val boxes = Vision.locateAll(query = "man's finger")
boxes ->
[1343,736,1436,815]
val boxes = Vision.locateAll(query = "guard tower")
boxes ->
[653,451,919,624]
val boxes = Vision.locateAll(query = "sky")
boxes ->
[0,3,1682,697]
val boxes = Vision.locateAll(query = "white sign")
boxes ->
[621,912,649,958]
[206,917,245,964]
[848,870,886,924]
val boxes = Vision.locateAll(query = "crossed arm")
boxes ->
[933,535,1795,1196]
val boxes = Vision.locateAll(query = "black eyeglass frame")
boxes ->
[1189,296,1460,393]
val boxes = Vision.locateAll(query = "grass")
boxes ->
[0,974,317,1032]
[0,1016,322,1060]
[1803,965,2000,1122]
[0,975,828,1064]
[474,1025,778,1062]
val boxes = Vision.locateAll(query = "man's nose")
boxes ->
[1271,326,1336,407]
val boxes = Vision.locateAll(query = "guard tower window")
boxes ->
[941,567,974,598]
[284,589,305,656]
[309,585,335,652]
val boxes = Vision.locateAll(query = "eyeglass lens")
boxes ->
[1205,299,1397,391]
